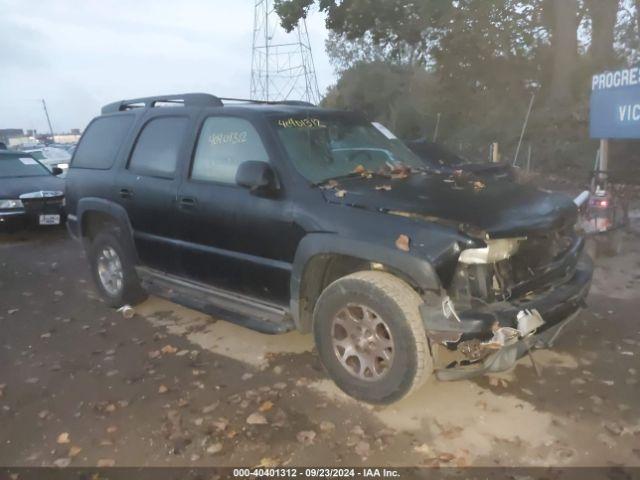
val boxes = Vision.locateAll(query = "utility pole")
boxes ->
[41,99,55,142]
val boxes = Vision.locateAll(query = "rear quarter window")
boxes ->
[72,115,134,169]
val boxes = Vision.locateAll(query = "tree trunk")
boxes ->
[585,0,619,69]
[548,0,579,105]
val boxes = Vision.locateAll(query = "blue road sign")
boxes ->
[590,66,640,139]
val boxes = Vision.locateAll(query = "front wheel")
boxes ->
[313,271,432,404]
[88,230,146,308]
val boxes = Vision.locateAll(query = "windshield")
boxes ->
[271,115,425,184]
[0,155,51,178]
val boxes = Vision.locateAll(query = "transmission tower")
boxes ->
[250,0,321,104]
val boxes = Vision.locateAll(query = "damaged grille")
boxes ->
[450,226,579,304]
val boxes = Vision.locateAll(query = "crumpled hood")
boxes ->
[0,175,64,199]
[322,172,578,238]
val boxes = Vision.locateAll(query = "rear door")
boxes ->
[116,114,190,273]
[173,114,297,305]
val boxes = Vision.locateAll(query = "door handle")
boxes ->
[179,196,197,207]
[119,188,133,199]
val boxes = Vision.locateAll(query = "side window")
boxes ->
[72,115,134,169]
[128,116,188,178]
[191,116,269,184]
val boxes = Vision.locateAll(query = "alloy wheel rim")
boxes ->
[97,246,123,297]
[331,303,394,381]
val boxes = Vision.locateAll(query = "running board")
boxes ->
[136,267,295,335]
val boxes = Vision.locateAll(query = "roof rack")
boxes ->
[101,93,223,114]
[101,94,316,114]
[218,98,316,107]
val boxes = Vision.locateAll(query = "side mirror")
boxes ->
[235,161,278,195]
[51,167,64,176]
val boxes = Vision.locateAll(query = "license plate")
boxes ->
[39,214,60,225]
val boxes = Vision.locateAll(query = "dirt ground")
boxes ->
[1,216,639,469]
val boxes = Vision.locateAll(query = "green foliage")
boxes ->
[278,0,639,175]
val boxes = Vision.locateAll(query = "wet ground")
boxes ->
[1,223,639,468]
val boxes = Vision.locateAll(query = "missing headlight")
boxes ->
[458,237,525,265]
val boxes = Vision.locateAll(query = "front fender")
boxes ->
[290,233,442,332]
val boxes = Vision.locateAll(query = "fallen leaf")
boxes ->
[414,444,432,455]
[375,184,392,191]
[472,180,486,191]
[334,189,347,198]
[57,432,70,444]
[246,412,268,425]
[296,430,316,445]
[355,441,370,458]
[161,345,178,355]
[395,234,410,252]
[438,452,455,463]
[158,384,169,394]
[68,446,82,458]
[259,400,274,412]
[148,350,161,359]
[53,458,71,468]
[211,418,228,431]
[353,164,366,174]
[319,421,335,432]
[258,457,279,467]
[206,442,223,455]
[202,402,219,414]
[97,459,116,467]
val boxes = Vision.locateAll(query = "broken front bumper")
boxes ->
[420,252,593,380]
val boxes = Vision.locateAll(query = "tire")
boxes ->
[313,271,432,404]
[88,230,147,308]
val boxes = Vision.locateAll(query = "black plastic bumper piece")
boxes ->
[420,252,593,337]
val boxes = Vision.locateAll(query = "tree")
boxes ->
[545,0,579,105]
[585,0,619,69]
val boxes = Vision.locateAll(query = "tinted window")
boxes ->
[129,117,188,178]
[72,115,134,169]
[192,117,269,184]
[0,155,50,178]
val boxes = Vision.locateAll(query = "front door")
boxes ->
[174,114,297,306]
[116,115,189,274]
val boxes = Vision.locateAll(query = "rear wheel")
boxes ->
[88,230,146,307]
[313,271,432,404]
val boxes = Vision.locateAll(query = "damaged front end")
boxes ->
[421,223,593,380]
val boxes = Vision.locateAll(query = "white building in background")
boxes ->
[53,133,81,144]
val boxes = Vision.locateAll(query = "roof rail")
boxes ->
[275,100,316,107]
[218,98,316,107]
[101,93,223,114]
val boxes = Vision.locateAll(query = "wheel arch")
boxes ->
[290,233,442,333]
[77,198,137,261]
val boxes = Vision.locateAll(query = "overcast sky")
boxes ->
[0,0,335,133]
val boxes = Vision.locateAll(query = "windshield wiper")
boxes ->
[312,171,374,187]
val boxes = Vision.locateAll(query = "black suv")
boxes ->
[66,93,593,404]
